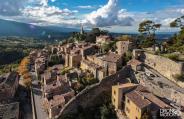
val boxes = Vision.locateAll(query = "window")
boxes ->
[114,90,116,95]
[114,98,116,103]
[127,99,130,103]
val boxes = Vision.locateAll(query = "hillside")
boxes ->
[0,19,79,38]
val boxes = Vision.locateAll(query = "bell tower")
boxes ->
[80,23,84,35]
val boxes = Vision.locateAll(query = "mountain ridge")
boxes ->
[0,19,79,38]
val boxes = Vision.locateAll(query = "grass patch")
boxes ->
[161,53,180,61]
[61,67,73,75]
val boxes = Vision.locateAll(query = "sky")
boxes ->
[0,0,184,33]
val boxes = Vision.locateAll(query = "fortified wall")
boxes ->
[57,67,131,118]
[143,52,184,87]
[140,75,184,107]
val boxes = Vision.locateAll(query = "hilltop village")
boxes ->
[0,24,184,119]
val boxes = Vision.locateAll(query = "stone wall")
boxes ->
[143,52,184,87]
[140,76,184,107]
[57,67,131,118]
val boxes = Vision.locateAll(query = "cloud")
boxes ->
[0,0,183,32]
[19,0,79,26]
[0,0,28,16]
[23,6,78,17]
[77,5,95,9]
[40,0,48,6]
[51,0,57,2]
[84,0,134,27]
[132,7,184,26]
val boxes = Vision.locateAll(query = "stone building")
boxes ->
[34,50,49,79]
[0,72,19,101]
[101,52,122,75]
[44,91,74,119]
[96,35,112,45]
[42,69,75,118]
[35,57,46,73]
[132,49,145,60]
[63,43,98,68]
[112,83,170,119]
[116,40,133,56]
[81,52,122,80]
[43,74,72,98]
[133,49,184,87]
[0,102,20,119]
[127,59,144,72]
[80,59,106,81]
[65,53,82,68]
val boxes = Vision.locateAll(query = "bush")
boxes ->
[162,54,179,61]
[140,39,155,48]
[61,67,72,75]
[123,51,132,65]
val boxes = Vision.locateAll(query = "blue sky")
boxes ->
[0,0,184,32]
[48,0,184,12]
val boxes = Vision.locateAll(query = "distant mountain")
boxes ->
[0,19,79,38]
[110,32,175,42]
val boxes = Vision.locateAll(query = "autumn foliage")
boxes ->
[18,57,32,88]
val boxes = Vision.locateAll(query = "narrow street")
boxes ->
[31,72,48,119]
[32,87,48,119]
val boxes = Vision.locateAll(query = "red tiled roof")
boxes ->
[128,59,142,66]
[126,91,151,109]
[102,52,121,63]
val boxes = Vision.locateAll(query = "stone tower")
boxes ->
[80,23,84,35]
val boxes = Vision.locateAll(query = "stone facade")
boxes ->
[65,54,82,68]
[62,43,97,68]
[42,68,75,118]
[144,52,184,87]
[139,72,184,107]
[96,35,112,45]
[80,59,106,81]
[0,72,19,101]
[127,59,144,72]
[116,41,133,56]
[133,49,184,88]
[112,83,170,119]
[0,102,19,119]
[57,67,131,118]
[87,52,122,76]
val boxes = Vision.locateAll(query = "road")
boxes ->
[31,71,48,119]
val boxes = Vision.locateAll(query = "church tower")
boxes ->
[80,23,84,35]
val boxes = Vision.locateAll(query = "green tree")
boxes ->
[170,16,184,29]
[86,28,109,43]
[71,32,86,42]
[168,16,184,53]
[92,28,101,36]
[100,104,116,119]
[138,20,161,47]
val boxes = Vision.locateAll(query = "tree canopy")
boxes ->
[138,20,161,36]
[167,16,184,53]
[138,20,161,47]
[170,15,184,29]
